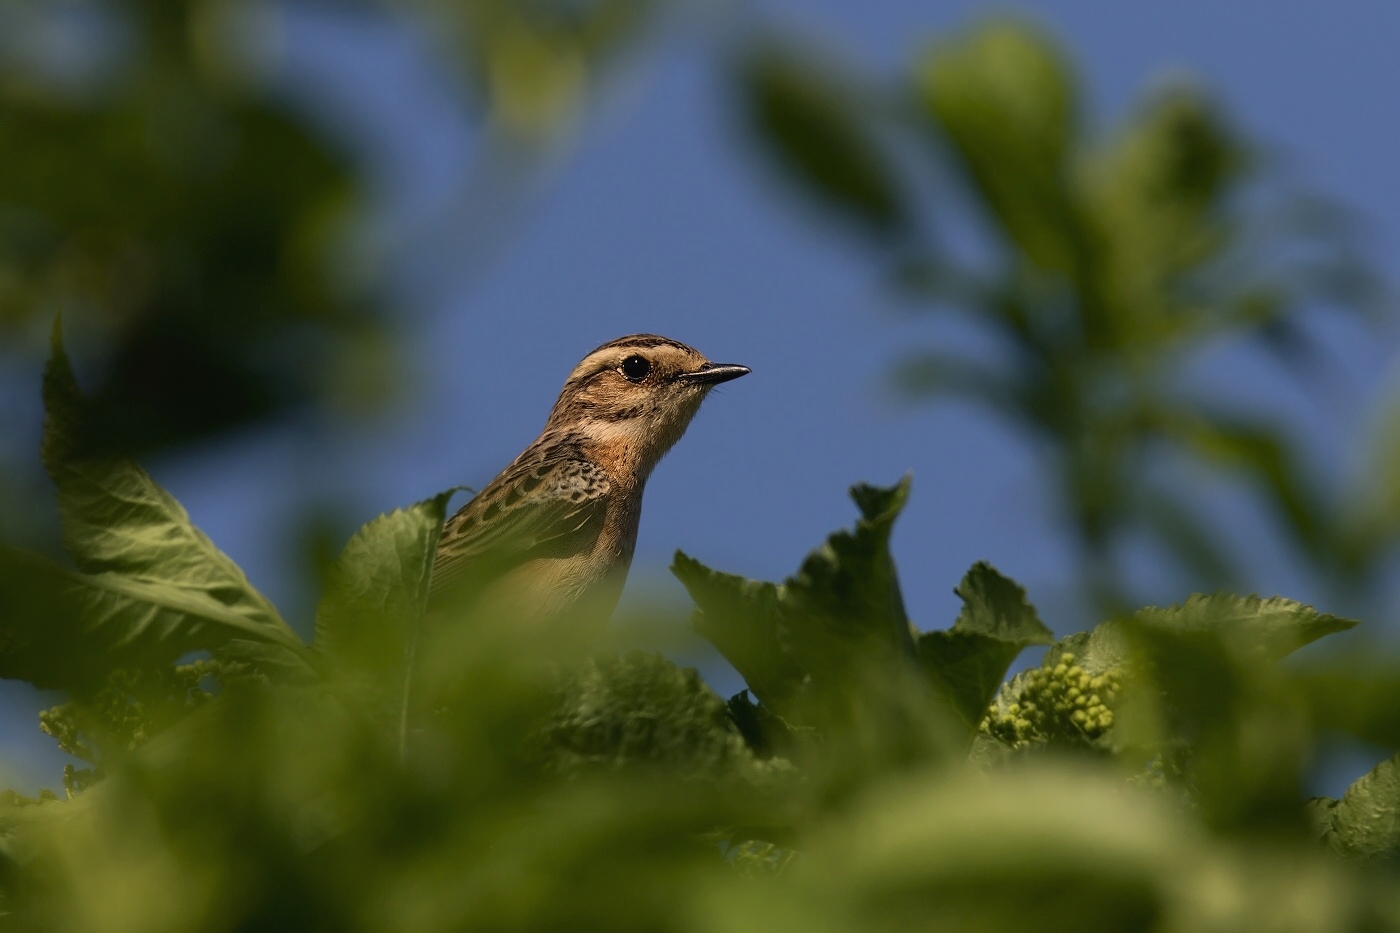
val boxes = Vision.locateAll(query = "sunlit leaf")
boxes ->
[1131,593,1356,662]
[0,329,307,688]
[1313,752,1400,861]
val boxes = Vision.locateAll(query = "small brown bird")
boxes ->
[430,334,749,636]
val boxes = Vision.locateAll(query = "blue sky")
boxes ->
[2,0,1399,788]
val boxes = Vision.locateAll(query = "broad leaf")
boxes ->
[314,490,456,745]
[671,553,803,711]
[1120,614,1317,831]
[1130,593,1356,661]
[1291,660,1400,749]
[1313,752,1400,860]
[20,325,304,679]
[675,478,917,720]
[781,478,917,675]
[742,43,906,237]
[918,562,1053,729]
[43,329,283,625]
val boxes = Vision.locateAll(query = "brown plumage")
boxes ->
[430,334,749,636]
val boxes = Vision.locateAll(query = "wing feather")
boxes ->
[429,454,610,602]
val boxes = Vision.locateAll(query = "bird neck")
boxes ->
[577,419,666,487]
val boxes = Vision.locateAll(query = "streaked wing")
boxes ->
[429,454,610,602]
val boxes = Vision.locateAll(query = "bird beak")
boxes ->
[677,362,751,386]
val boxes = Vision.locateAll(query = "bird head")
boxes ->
[544,334,749,477]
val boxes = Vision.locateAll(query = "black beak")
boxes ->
[677,362,751,386]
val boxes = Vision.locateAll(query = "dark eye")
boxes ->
[620,355,651,381]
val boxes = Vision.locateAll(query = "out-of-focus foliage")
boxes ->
[738,20,1388,612]
[4,8,1400,932]
[0,0,379,456]
[0,0,664,470]
[392,0,661,140]
[3,350,1400,930]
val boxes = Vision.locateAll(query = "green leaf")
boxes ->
[24,325,304,677]
[313,490,457,745]
[741,44,906,237]
[671,552,804,711]
[781,477,917,675]
[918,562,1053,729]
[1314,752,1400,860]
[536,651,761,782]
[676,478,921,732]
[914,23,1081,271]
[1162,412,1328,563]
[1130,593,1356,661]
[1291,659,1400,748]
[0,546,94,689]
[1118,610,1318,831]
[1086,90,1245,320]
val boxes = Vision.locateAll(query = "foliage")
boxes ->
[737,20,1387,611]
[0,0,663,469]
[3,339,1400,931]
[2,9,1399,933]
[0,0,376,456]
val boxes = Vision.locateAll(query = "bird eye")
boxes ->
[620,355,651,381]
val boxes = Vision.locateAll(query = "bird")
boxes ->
[429,334,749,638]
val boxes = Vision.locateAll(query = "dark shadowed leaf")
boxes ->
[0,546,95,689]
[781,477,917,675]
[672,552,804,711]
[918,562,1053,729]
[314,489,457,742]
[741,44,906,237]
[1291,660,1400,748]
[1120,615,1318,831]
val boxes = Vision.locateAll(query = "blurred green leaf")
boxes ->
[918,561,1053,730]
[1161,411,1329,563]
[0,3,372,455]
[1292,660,1400,749]
[741,43,906,237]
[915,22,1081,271]
[1119,615,1316,831]
[1085,89,1247,345]
[314,490,457,744]
[0,544,92,688]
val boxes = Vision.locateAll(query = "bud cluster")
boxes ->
[981,653,1122,747]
